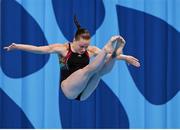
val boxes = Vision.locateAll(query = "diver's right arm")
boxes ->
[3,43,64,54]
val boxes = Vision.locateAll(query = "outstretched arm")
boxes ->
[89,46,140,67]
[88,35,140,67]
[116,54,140,67]
[4,43,64,54]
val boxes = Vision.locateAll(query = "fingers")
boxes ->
[128,55,139,62]
[128,60,140,67]
[3,43,16,51]
[127,56,141,67]
[132,57,139,62]
[3,46,10,51]
[3,45,9,49]
[133,61,141,67]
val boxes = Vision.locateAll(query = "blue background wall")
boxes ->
[0,0,180,128]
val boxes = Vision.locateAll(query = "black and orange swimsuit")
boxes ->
[59,43,90,100]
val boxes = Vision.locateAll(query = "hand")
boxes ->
[110,35,126,44]
[104,35,126,54]
[3,43,17,51]
[125,55,140,67]
[109,35,126,56]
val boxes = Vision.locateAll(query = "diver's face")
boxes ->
[76,38,90,54]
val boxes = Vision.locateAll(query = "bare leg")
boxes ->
[79,56,116,101]
[61,41,116,99]
[79,41,125,100]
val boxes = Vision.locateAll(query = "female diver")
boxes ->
[4,16,140,101]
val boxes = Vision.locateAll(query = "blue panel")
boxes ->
[116,5,180,105]
[0,89,34,128]
[52,0,105,41]
[1,0,49,78]
[59,80,129,128]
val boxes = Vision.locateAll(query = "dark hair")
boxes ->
[74,15,90,40]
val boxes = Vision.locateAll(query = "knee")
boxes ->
[60,83,76,100]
